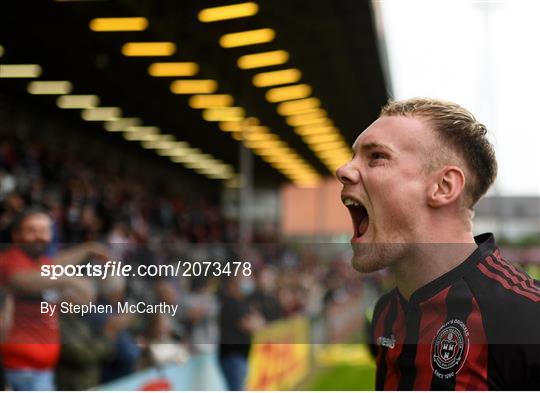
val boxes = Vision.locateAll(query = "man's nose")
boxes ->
[336,161,361,185]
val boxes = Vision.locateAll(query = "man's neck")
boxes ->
[391,233,478,300]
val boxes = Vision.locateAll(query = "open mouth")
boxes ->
[343,197,369,239]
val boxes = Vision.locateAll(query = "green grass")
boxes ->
[307,364,376,390]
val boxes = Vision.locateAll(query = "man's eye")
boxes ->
[371,152,386,160]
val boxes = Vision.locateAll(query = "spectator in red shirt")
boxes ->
[0,208,94,390]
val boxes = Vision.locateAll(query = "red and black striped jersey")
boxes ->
[372,233,540,390]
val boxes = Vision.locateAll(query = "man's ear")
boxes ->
[427,166,466,207]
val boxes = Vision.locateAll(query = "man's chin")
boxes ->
[350,242,408,273]
[351,254,386,273]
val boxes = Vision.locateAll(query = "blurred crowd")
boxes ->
[0,136,237,245]
[0,136,363,391]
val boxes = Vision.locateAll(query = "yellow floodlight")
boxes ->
[167,150,201,163]
[170,80,217,94]
[252,140,288,153]
[104,117,141,132]
[244,137,281,149]
[206,172,234,180]
[203,163,234,173]
[122,127,159,142]
[0,64,42,78]
[286,111,329,127]
[219,117,260,132]
[141,136,179,150]
[175,153,212,164]
[81,107,122,121]
[298,118,333,129]
[277,97,320,115]
[237,50,289,69]
[279,106,321,117]
[123,132,160,142]
[304,133,343,144]
[256,148,292,158]
[244,132,276,142]
[156,145,191,156]
[183,159,220,170]
[252,68,301,87]
[27,81,72,95]
[189,94,233,109]
[57,95,100,109]
[199,2,258,22]
[148,62,199,77]
[288,108,326,119]
[125,125,159,135]
[146,140,179,150]
[310,141,345,152]
[122,42,175,56]
[295,125,338,136]
[202,107,245,122]
[89,17,148,32]
[220,28,275,48]
[265,84,311,103]
[219,121,243,132]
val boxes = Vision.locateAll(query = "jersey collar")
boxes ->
[398,233,496,306]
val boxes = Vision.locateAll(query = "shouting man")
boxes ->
[336,98,540,390]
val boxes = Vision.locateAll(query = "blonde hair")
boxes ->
[381,98,497,207]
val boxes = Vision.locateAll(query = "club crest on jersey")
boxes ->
[377,334,396,349]
[431,319,469,379]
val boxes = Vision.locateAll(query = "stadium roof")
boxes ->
[0,0,388,188]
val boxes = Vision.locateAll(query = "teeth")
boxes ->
[343,197,361,207]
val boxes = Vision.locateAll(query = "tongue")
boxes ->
[357,215,369,237]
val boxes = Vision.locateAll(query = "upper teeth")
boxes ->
[343,197,361,207]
